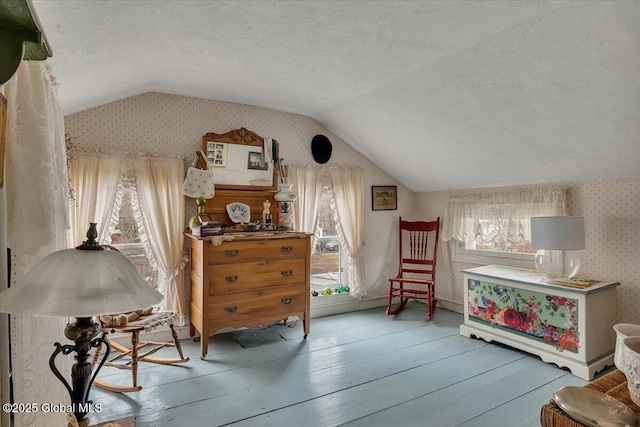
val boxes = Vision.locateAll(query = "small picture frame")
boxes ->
[371,185,397,211]
[247,151,268,170]
[198,214,213,225]
[205,141,227,168]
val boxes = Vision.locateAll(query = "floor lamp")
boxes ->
[0,223,163,427]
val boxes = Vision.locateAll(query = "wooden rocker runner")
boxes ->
[92,311,190,393]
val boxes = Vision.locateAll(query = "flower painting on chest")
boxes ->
[467,279,579,352]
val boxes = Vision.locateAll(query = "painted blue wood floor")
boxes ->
[89,303,600,427]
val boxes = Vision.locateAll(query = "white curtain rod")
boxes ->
[287,163,363,171]
[70,149,183,161]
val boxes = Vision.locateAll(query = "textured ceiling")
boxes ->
[31,1,640,191]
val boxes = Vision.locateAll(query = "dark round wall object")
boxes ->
[311,135,332,164]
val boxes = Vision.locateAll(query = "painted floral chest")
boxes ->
[460,264,620,380]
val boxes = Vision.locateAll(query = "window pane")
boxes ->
[110,190,140,244]
[470,218,534,254]
[109,189,157,289]
[311,189,342,295]
[316,191,338,239]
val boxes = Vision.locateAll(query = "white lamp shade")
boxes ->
[531,216,585,250]
[0,248,163,317]
[274,183,297,202]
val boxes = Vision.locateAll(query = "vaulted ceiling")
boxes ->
[31,1,640,192]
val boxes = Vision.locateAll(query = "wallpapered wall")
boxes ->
[64,91,414,299]
[415,177,640,324]
[64,92,639,322]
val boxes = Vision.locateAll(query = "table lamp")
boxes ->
[274,183,297,230]
[531,216,585,279]
[0,223,163,427]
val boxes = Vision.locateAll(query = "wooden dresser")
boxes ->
[187,232,311,359]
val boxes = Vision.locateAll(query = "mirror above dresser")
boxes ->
[198,128,280,227]
[202,127,279,191]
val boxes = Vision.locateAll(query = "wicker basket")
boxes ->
[540,370,640,426]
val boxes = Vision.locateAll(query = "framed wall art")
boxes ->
[371,185,397,211]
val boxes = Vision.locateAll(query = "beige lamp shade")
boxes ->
[0,248,163,317]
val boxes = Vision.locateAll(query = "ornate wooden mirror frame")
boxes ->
[202,127,279,192]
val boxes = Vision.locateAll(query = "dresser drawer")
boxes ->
[209,258,306,294]
[209,284,305,325]
[208,238,307,264]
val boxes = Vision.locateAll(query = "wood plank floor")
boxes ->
[89,303,605,427]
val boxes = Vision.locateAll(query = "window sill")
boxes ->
[453,242,535,269]
[311,293,354,307]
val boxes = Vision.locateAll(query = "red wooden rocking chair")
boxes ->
[386,217,440,320]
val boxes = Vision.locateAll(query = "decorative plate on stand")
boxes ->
[226,202,250,223]
[553,386,638,427]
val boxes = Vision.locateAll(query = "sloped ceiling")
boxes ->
[31,1,640,192]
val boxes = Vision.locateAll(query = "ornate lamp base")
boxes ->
[49,317,110,427]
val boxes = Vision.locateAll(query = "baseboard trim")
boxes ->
[436,297,464,314]
[310,296,387,318]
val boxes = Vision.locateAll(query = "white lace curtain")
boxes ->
[289,166,323,234]
[329,167,365,297]
[4,61,70,427]
[67,153,122,245]
[441,189,567,243]
[133,157,187,320]
[68,152,187,319]
[288,165,365,297]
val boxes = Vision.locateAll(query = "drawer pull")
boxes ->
[281,270,293,277]
[225,249,239,257]
[282,246,294,254]
[257,291,264,296]
[225,306,238,313]
[225,275,238,283]
[281,298,293,305]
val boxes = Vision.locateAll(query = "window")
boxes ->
[443,189,566,267]
[289,164,364,297]
[454,216,537,267]
[68,153,185,315]
[310,188,345,295]
[108,187,158,289]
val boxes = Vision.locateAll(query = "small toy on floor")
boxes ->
[321,287,333,296]
[316,286,350,296]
